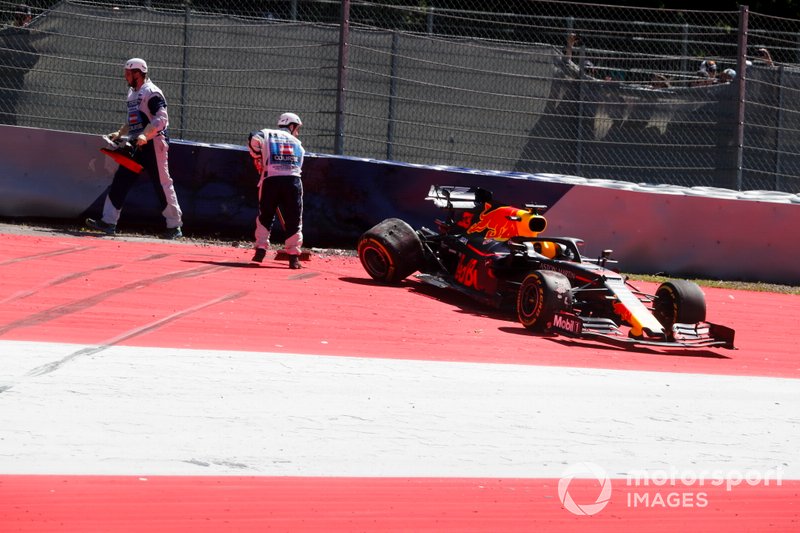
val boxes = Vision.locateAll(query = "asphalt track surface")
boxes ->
[0,228,798,532]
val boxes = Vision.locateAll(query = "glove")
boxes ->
[136,134,148,147]
[107,131,120,142]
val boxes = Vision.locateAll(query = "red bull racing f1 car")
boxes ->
[357,185,735,350]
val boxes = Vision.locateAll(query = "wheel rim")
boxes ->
[653,287,677,326]
[519,280,541,321]
[362,246,389,278]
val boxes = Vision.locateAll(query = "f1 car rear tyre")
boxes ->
[653,279,706,328]
[358,218,424,284]
[516,270,573,332]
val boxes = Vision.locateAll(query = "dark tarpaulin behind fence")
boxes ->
[2,0,800,192]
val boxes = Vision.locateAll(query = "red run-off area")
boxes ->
[0,231,798,532]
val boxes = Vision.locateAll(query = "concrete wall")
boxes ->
[2,125,799,284]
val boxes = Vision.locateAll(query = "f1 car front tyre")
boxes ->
[358,218,424,284]
[516,270,573,332]
[652,279,707,328]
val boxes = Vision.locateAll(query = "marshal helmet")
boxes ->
[124,58,148,73]
[277,112,302,127]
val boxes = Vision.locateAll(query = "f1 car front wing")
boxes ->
[550,312,736,350]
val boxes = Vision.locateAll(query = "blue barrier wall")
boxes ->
[2,125,799,284]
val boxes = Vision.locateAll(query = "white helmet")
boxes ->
[124,58,148,73]
[277,112,302,127]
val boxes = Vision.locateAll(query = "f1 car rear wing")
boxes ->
[427,185,551,214]
[426,185,493,210]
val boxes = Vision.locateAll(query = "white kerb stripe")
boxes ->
[0,340,797,478]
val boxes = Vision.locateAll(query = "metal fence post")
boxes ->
[386,31,399,161]
[776,66,786,190]
[179,0,191,140]
[734,4,748,191]
[576,45,586,174]
[334,0,350,155]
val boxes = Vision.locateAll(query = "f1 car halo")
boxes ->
[357,185,735,350]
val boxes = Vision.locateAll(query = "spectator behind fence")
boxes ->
[699,60,717,79]
[563,33,601,79]
[564,33,578,65]
[649,73,671,89]
[693,69,713,87]
[754,47,774,67]
[719,68,736,83]
[0,4,39,125]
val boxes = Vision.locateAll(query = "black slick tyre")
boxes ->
[653,279,707,328]
[516,270,573,331]
[358,218,424,284]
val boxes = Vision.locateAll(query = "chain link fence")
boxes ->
[2,0,800,192]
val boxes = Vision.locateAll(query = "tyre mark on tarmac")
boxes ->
[0,265,226,337]
[0,291,247,393]
[288,271,320,280]
[0,264,122,305]
[0,245,95,265]
[0,253,191,305]
[135,253,172,262]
